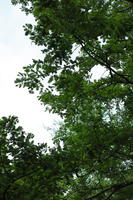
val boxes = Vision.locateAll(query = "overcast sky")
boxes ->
[0,0,60,145]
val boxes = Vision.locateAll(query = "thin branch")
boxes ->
[74,35,106,66]
[106,65,133,84]
[118,5,133,12]
[103,189,117,200]
[85,180,133,200]
[74,35,133,85]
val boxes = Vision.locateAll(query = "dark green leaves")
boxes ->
[9,0,133,199]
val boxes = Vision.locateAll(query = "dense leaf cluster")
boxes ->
[1,0,133,199]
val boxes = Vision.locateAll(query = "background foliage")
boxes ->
[0,0,133,199]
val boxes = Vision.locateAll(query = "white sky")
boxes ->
[0,1,60,145]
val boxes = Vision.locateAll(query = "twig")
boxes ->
[84,180,133,200]
[118,5,133,12]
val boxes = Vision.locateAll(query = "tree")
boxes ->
[9,0,133,199]
[0,116,47,200]
[0,116,84,200]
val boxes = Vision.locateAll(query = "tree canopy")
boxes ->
[1,0,133,199]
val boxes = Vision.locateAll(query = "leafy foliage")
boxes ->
[4,0,133,199]
[0,116,47,200]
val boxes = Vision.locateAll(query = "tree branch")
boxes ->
[74,35,133,85]
[118,5,133,12]
[85,180,133,200]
